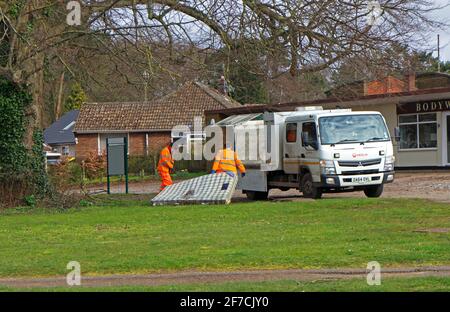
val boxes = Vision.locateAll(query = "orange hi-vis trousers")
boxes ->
[158,169,173,191]
[157,146,174,191]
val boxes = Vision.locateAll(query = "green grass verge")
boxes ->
[0,198,449,277]
[2,277,450,292]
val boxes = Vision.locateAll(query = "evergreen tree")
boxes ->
[229,65,268,104]
[64,82,87,112]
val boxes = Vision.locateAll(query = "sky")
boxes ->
[431,0,450,61]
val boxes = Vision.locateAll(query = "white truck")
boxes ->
[217,107,395,200]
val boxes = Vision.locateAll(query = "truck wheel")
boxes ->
[364,184,384,198]
[301,173,322,199]
[246,191,269,201]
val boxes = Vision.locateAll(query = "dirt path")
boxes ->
[93,171,450,203]
[2,266,450,288]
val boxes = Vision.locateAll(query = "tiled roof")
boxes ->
[44,110,79,145]
[74,81,241,133]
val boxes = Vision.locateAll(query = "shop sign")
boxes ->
[397,99,450,114]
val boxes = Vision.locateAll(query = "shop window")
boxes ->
[286,123,297,143]
[399,113,437,149]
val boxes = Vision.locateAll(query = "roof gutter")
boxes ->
[74,129,172,134]
[206,87,450,116]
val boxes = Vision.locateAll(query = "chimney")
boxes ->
[407,73,417,92]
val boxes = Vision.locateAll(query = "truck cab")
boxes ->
[281,111,395,199]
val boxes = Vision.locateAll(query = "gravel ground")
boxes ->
[245,171,450,203]
[94,171,450,203]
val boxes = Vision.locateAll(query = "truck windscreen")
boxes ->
[319,114,390,145]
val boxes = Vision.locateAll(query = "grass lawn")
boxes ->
[0,198,449,278]
[2,277,450,292]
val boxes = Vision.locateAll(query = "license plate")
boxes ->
[352,177,371,184]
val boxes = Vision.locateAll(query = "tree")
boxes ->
[415,52,450,73]
[65,82,87,112]
[229,65,268,104]
[0,0,443,153]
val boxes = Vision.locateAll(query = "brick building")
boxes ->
[74,81,241,160]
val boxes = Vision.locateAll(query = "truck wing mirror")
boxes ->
[394,127,401,142]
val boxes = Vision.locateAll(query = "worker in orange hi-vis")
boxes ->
[211,144,246,178]
[157,142,175,191]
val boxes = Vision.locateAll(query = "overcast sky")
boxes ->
[431,0,450,61]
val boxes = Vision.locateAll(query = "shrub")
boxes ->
[127,154,207,176]
[128,155,157,176]
[23,195,36,207]
[82,152,106,180]
[0,78,53,207]
[0,174,30,208]
[0,78,31,175]
[48,157,80,192]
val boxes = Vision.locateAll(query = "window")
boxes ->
[319,114,389,145]
[302,122,318,147]
[100,133,129,155]
[62,146,70,156]
[286,123,297,142]
[399,113,437,149]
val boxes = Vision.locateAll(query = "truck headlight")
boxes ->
[320,160,336,175]
[384,155,395,172]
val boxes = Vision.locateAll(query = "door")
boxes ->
[445,113,450,166]
[300,121,321,180]
[283,122,301,173]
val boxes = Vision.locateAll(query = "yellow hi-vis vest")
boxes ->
[212,148,245,174]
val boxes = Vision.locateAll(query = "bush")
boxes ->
[0,78,31,174]
[0,78,87,210]
[127,154,207,176]
[0,78,55,208]
[128,155,157,176]
[68,161,84,184]
[175,159,208,172]
[82,152,106,180]
[23,195,36,207]
[0,174,31,208]
[48,157,81,192]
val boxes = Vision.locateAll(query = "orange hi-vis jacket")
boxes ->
[157,146,174,173]
[212,148,246,174]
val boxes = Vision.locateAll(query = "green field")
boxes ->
[2,276,450,292]
[0,197,449,280]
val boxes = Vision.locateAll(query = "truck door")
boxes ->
[283,122,301,173]
[300,121,321,181]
